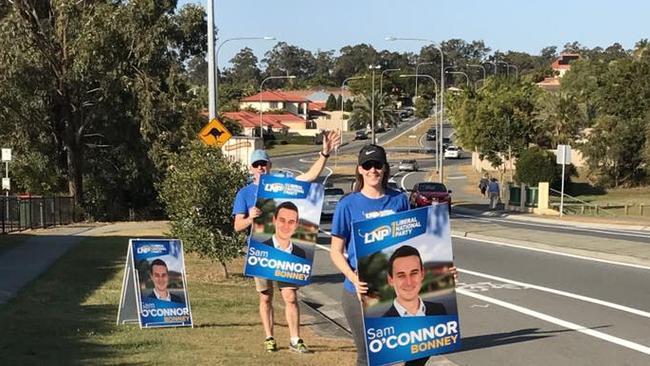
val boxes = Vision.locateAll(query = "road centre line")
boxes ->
[455,213,650,239]
[457,288,650,356]
[458,268,650,319]
[453,234,650,271]
[400,172,417,191]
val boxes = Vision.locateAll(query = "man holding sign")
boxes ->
[232,130,340,354]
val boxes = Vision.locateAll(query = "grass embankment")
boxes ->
[383,118,434,148]
[0,223,354,365]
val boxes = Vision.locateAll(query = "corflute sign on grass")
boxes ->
[117,239,193,328]
[244,175,324,286]
[354,204,461,366]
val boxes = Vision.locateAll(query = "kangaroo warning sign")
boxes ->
[198,118,232,147]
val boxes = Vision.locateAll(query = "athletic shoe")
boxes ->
[289,339,309,354]
[264,337,278,352]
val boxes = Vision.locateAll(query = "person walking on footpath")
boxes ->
[487,177,500,209]
[232,130,341,353]
[478,174,489,198]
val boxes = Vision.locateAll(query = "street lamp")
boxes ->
[497,61,510,77]
[415,62,433,100]
[400,74,439,173]
[468,64,486,80]
[446,71,470,89]
[214,36,275,115]
[387,37,445,182]
[340,75,367,134]
[508,64,519,78]
[380,68,400,96]
[485,60,498,76]
[369,65,381,145]
[259,75,296,136]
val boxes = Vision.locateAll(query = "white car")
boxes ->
[444,145,461,159]
[322,187,345,216]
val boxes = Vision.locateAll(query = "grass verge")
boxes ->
[0,224,354,365]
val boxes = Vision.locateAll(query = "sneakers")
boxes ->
[264,337,278,353]
[289,338,309,354]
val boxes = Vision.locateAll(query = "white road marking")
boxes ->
[453,234,650,271]
[459,268,650,319]
[454,213,650,239]
[457,288,650,356]
[447,175,467,180]
[400,171,418,191]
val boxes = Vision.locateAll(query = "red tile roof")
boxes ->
[222,111,305,129]
[309,101,326,111]
[241,90,311,103]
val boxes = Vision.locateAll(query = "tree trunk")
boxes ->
[219,259,229,278]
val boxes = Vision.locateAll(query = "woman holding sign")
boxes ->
[330,144,409,366]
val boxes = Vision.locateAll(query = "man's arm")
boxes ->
[296,130,341,182]
[233,206,262,232]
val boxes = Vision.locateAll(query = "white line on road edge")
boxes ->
[458,268,650,319]
[454,213,650,239]
[452,234,650,271]
[457,288,650,356]
[400,171,418,191]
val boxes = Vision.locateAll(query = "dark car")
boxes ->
[409,182,452,214]
[426,128,437,141]
[442,137,452,150]
[354,130,369,140]
[374,126,386,133]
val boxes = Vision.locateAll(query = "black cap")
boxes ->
[358,144,387,166]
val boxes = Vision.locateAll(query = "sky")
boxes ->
[178,0,649,67]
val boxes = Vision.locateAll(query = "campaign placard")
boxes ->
[244,175,324,286]
[118,239,193,328]
[353,204,460,366]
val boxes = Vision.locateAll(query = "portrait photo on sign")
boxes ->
[135,244,187,305]
[250,185,324,263]
[358,206,457,318]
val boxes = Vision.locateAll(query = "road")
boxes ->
[271,120,650,365]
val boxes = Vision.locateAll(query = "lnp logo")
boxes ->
[265,183,285,193]
[137,244,167,255]
[364,225,392,244]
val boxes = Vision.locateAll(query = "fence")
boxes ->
[1,196,76,234]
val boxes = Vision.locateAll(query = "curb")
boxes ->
[453,206,650,232]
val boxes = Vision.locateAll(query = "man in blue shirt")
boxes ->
[232,129,340,353]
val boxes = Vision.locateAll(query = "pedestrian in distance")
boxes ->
[478,174,489,198]
[487,178,500,210]
[231,129,340,354]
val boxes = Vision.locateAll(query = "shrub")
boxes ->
[159,142,247,277]
[515,147,558,186]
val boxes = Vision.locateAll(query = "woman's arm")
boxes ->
[330,235,367,296]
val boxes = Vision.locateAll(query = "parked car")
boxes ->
[409,182,452,214]
[374,126,386,133]
[399,111,409,119]
[403,107,415,116]
[426,128,437,141]
[398,159,419,172]
[444,145,461,159]
[354,130,369,140]
[322,187,345,217]
[387,179,406,193]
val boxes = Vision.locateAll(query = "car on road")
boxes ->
[444,145,461,159]
[399,111,409,119]
[426,128,437,141]
[354,130,369,140]
[387,179,407,193]
[409,182,452,213]
[374,126,386,133]
[322,187,345,217]
[398,159,419,172]
[442,137,452,150]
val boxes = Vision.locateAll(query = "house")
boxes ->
[240,90,310,118]
[536,53,581,91]
[222,111,309,137]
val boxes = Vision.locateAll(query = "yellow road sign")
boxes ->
[198,118,232,147]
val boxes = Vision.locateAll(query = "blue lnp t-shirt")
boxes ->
[331,189,409,293]
[232,182,258,217]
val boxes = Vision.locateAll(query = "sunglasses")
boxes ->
[252,160,268,168]
[361,160,384,170]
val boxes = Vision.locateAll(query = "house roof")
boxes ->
[551,53,581,70]
[241,90,311,103]
[222,111,305,129]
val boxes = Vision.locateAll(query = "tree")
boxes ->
[533,91,588,148]
[325,93,337,111]
[223,47,261,89]
[159,143,247,277]
[515,147,558,186]
[1,1,207,218]
[262,41,315,87]
[414,97,432,118]
[348,91,398,131]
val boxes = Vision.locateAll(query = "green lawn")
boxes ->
[0,231,354,365]
[266,144,321,157]
[553,183,650,219]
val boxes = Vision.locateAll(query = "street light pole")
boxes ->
[400,74,439,173]
[387,37,445,181]
[468,64,486,80]
[415,62,433,100]
[485,60,498,76]
[508,64,519,78]
[498,61,510,77]
[207,0,217,120]
[369,65,381,145]
[446,71,470,89]
[215,36,275,114]
[259,75,296,136]
[340,75,367,133]
[380,68,400,96]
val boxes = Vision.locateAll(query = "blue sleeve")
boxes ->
[399,194,409,212]
[331,197,351,241]
[232,188,249,216]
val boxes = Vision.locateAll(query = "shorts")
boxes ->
[254,277,299,292]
